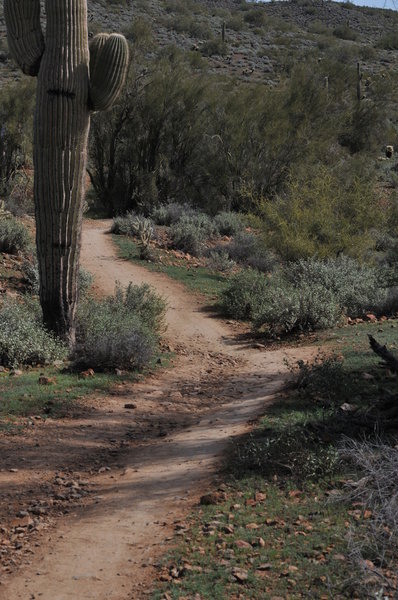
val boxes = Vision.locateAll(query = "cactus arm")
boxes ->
[89,33,110,79]
[4,0,44,76]
[89,33,129,112]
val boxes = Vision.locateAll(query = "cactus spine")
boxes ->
[4,0,129,344]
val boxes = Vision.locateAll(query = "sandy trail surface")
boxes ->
[1,220,315,600]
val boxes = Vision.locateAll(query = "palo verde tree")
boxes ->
[4,0,129,344]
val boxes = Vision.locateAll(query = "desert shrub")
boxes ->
[151,203,196,226]
[207,249,235,272]
[226,15,245,31]
[220,269,269,320]
[200,38,228,57]
[249,276,340,334]
[78,268,94,297]
[0,300,67,367]
[339,439,398,578]
[170,213,217,255]
[0,216,30,254]
[122,17,154,50]
[214,211,244,236]
[293,353,357,410]
[376,31,398,50]
[226,231,258,262]
[243,8,266,26]
[120,282,166,333]
[221,255,387,334]
[263,170,382,261]
[0,79,35,197]
[226,231,277,273]
[284,256,386,317]
[168,15,212,39]
[246,250,279,273]
[333,25,358,41]
[111,211,138,235]
[76,283,164,370]
[231,426,340,482]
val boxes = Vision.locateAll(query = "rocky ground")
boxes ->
[1,0,398,87]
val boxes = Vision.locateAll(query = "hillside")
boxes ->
[1,0,398,86]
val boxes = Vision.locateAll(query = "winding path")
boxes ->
[2,221,314,600]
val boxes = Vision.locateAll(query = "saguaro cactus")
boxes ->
[4,0,129,344]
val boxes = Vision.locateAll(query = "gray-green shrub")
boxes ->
[221,256,389,335]
[75,283,165,370]
[0,300,67,367]
[118,282,166,333]
[220,269,269,321]
[151,203,196,226]
[283,256,386,317]
[0,217,30,254]
[170,213,217,255]
[111,211,138,235]
[207,249,235,272]
[214,211,244,236]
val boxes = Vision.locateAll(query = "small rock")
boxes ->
[9,369,22,377]
[257,563,272,571]
[365,313,377,322]
[232,567,248,583]
[235,539,251,549]
[78,369,94,379]
[124,403,137,409]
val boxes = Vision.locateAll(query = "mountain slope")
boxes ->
[1,0,398,87]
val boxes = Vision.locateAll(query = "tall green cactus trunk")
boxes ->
[35,0,90,343]
[4,0,129,345]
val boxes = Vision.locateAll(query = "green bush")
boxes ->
[333,25,358,41]
[0,300,67,367]
[111,211,138,235]
[226,231,277,273]
[170,213,217,255]
[226,15,245,31]
[75,283,165,371]
[284,256,386,317]
[253,280,341,334]
[231,426,340,482]
[377,31,398,50]
[0,216,30,254]
[220,269,269,321]
[214,211,244,236]
[243,8,266,26]
[221,256,389,335]
[262,169,382,261]
[151,203,196,226]
[206,249,235,273]
[118,282,166,333]
[200,38,228,57]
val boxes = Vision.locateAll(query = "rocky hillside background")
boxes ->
[1,0,398,86]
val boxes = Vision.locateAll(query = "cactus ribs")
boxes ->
[4,0,129,344]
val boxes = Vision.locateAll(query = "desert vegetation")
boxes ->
[1,0,398,597]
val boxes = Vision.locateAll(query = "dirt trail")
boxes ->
[1,221,315,600]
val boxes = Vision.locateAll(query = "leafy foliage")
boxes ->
[75,283,165,370]
[262,169,383,260]
[221,256,390,334]
[170,213,217,255]
[0,300,67,367]
[0,215,30,254]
